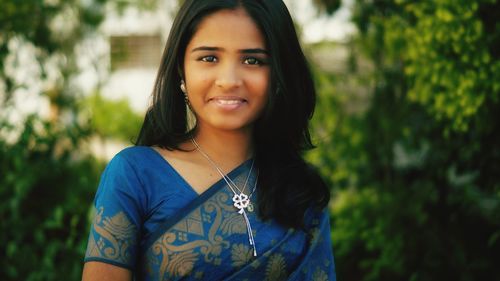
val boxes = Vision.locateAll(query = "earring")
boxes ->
[180,80,191,106]
[180,80,196,131]
[180,80,187,93]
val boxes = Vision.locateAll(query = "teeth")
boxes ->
[216,99,241,105]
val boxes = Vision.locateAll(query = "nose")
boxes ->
[215,62,243,90]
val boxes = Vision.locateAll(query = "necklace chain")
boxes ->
[192,138,254,194]
[191,138,258,256]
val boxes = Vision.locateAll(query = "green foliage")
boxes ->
[0,0,106,99]
[311,65,500,280]
[0,0,160,277]
[85,93,143,142]
[0,117,103,280]
[309,0,500,280]
[112,0,159,13]
[312,0,341,15]
[402,0,500,132]
[351,0,500,133]
[0,0,109,279]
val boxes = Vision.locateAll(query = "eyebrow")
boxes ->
[191,46,269,55]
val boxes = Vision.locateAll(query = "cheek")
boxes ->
[247,70,270,98]
[186,71,211,95]
[184,60,210,84]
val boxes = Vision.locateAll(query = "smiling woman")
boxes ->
[183,8,270,134]
[82,0,336,280]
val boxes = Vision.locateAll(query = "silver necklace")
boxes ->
[191,138,258,256]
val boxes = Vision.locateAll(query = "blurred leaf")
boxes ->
[307,0,500,280]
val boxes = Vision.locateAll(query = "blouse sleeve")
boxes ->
[84,152,145,271]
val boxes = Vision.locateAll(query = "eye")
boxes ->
[199,55,217,63]
[243,57,265,66]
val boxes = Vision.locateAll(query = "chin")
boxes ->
[210,120,253,132]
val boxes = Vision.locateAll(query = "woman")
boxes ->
[82,0,336,280]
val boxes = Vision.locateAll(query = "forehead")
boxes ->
[187,8,266,50]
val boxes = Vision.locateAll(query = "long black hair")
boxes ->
[136,0,330,229]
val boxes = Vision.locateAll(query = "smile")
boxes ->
[209,97,247,109]
[215,99,243,105]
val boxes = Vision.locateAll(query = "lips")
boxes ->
[214,99,242,105]
[209,96,246,102]
[209,96,247,109]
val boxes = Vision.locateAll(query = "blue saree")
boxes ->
[84,146,336,280]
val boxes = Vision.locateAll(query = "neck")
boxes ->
[189,126,254,170]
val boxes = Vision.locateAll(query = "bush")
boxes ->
[308,0,500,280]
[0,116,103,280]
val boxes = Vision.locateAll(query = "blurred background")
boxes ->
[1,0,499,280]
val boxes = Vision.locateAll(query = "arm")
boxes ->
[82,152,145,281]
[82,261,132,281]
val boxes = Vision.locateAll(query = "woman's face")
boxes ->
[183,8,270,135]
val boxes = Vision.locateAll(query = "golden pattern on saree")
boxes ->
[145,189,297,280]
[147,191,244,279]
[85,206,137,265]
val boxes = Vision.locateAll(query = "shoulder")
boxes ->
[114,145,155,162]
[99,146,160,186]
[103,146,184,193]
[303,205,329,228]
[105,146,156,169]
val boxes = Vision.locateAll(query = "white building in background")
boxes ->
[78,1,176,115]
[78,1,176,160]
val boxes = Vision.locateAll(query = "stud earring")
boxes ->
[180,80,187,93]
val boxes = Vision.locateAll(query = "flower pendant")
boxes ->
[232,193,250,214]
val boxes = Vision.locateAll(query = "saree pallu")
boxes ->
[84,147,336,280]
